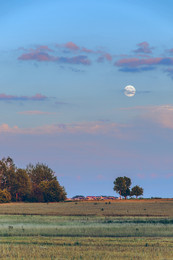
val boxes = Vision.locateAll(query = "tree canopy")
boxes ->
[0,157,67,203]
[113,176,131,199]
[113,176,143,199]
[131,185,143,198]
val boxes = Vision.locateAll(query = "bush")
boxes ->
[0,189,11,203]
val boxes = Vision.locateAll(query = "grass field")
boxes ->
[0,199,173,216]
[0,200,173,259]
[0,236,173,259]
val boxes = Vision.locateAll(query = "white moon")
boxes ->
[124,85,136,97]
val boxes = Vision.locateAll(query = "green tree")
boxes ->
[26,163,56,185]
[0,157,16,190]
[113,176,132,199]
[39,180,67,202]
[131,185,143,198]
[15,169,32,201]
[26,163,66,202]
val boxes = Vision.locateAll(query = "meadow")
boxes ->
[0,200,172,259]
[0,199,173,216]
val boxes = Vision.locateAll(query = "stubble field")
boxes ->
[0,199,172,259]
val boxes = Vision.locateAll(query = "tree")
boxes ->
[0,189,11,203]
[39,180,67,202]
[26,163,56,185]
[26,163,66,202]
[113,176,132,199]
[15,169,32,201]
[0,157,67,203]
[131,185,143,198]
[0,157,16,190]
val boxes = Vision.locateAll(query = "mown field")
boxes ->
[0,200,173,259]
[0,199,173,216]
[0,236,173,259]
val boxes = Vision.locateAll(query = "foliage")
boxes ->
[15,169,32,201]
[131,185,144,198]
[0,157,66,203]
[0,189,11,203]
[39,180,67,202]
[26,163,56,185]
[113,176,144,199]
[113,176,132,199]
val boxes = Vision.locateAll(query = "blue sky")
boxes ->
[0,0,173,197]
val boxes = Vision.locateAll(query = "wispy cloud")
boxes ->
[120,104,173,130]
[113,42,173,78]
[57,55,91,65]
[133,42,154,54]
[17,41,173,79]
[97,52,112,63]
[119,66,155,72]
[0,121,128,136]
[0,93,47,101]
[18,52,56,62]
[115,57,173,68]
[18,42,112,66]
[18,110,54,115]
[18,50,91,65]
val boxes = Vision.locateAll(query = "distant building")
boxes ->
[72,195,85,200]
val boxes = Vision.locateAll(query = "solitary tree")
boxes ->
[131,185,143,198]
[113,176,132,199]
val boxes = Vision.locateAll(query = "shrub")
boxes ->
[0,189,11,203]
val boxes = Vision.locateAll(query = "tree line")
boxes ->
[113,176,143,199]
[0,157,67,203]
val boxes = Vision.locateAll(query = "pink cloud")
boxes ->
[64,41,80,51]
[0,93,47,101]
[0,124,19,133]
[104,53,112,61]
[119,104,173,130]
[18,110,54,115]
[97,52,112,63]
[115,57,173,68]
[57,42,94,53]
[0,121,129,136]
[134,42,154,54]
[18,47,91,65]
[36,45,54,52]
[81,47,94,53]
[127,104,173,129]
[18,52,56,62]
[18,42,114,67]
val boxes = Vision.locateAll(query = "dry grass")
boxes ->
[0,199,173,217]
[0,236,173,259]
[0,200,172,259]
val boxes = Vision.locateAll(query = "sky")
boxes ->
[0,0,173,198]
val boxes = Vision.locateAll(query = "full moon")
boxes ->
[124,85,136,97]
